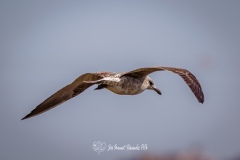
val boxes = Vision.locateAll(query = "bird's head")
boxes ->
[146,77,161,95]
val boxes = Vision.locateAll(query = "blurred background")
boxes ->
[1,0,240,160]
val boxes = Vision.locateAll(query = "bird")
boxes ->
[21,66,204,120]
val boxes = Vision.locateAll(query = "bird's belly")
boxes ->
[104,76,146,95]
[106,85,143,95]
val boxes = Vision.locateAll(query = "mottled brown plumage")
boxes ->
[22,66,204,120]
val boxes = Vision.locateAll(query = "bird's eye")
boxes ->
[149,81,153,85]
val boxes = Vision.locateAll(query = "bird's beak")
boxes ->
[152,85,161,95]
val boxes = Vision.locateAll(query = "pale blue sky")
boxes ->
[1,1,240,159]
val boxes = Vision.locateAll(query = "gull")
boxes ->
[22,66,204,120]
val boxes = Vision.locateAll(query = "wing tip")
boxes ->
[199,99,204,104]
[21,114,31,120]
[198,94,204,104]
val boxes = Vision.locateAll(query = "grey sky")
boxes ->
[1,1,240,160]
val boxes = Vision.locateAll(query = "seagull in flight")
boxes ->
[22,66,204,120]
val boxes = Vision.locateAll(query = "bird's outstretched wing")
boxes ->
[21,72,111,120]
[121,67,204,103]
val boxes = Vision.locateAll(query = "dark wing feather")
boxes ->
[21,73,105,120]
[121,66,204,103]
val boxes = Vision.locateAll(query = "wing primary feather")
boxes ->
[121,66,204,103]
[21,73,104,120]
